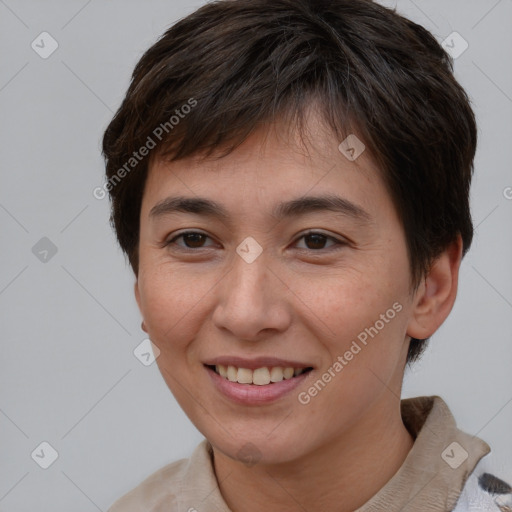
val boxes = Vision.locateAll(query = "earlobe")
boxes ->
[406,235,463,340]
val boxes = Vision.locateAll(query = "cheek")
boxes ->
[295,256,411,391]
[137,263,211,347]
[300,261,408,340]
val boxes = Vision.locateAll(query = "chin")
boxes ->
[210,431,310,467]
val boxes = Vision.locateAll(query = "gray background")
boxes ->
[1,0,511,510]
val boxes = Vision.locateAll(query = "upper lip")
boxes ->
[203,356,313,370]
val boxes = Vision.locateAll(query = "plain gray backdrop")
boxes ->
[1,0,511,510]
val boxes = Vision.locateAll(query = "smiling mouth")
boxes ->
[205,364,313,385]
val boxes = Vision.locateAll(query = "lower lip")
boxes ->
[205,365,312,405]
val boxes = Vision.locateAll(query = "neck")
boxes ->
[213,398,414,512]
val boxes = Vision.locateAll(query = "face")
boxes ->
[135,116,417,465]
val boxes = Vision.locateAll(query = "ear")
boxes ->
[134,280,148,333]
[134,279,142,313]
[406,235,463,340]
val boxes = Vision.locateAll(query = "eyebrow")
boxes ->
[149,194,371,224]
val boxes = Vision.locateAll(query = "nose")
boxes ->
[211,249,292,341]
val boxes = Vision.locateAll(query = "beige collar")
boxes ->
[355,395,490,511]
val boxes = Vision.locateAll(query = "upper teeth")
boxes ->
[215,365,307,385]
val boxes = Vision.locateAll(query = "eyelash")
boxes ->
[164,230,346,252]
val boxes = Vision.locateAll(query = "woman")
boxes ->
[102,1,511,510]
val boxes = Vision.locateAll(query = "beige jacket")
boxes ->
[107,396,497,512]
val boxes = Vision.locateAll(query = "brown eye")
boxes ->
[303,233,329,250]
[182,233,207,248]
[295,231,342,251]
[166,231,214,249]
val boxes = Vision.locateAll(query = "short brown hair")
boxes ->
[102,0,476,364]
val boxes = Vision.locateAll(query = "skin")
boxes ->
[134,113,462,512]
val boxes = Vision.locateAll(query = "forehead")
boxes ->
[142,117,390,223]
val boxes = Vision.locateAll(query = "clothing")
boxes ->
[454,461,512,512]
[107,396,510,511]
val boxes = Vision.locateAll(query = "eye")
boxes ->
[165,231,216,249]
[294,231,345,251]
[164,230,346,252]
